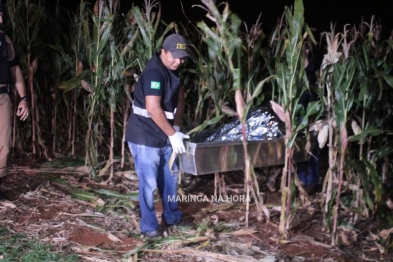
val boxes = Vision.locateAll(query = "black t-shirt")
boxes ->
[0,32,19,84]
[125,53,181,147]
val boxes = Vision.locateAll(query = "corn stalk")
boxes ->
[353,18,389,215]
[318,17,393,246]
[268,0,320,239]
[80,0,117,178]
[54,1,90,158]
[6,0,47,159]
[196,0,272,225]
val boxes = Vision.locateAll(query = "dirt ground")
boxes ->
[0,156,391,262]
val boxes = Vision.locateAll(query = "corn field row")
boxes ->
[6,0,393,248]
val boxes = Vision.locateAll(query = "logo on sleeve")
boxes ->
[151,81,161,90]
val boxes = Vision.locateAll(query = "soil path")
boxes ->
[0,159,390,261]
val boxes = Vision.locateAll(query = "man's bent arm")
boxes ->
[146,95,176,136]
[173,86,185,127]
[11,65,26,98]
[10,65,29,121]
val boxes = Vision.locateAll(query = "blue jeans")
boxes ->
[128,141,182,233]
[297,142,319,186]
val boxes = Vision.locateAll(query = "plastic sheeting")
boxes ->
[198,107,284,142]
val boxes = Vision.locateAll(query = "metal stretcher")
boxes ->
[179,134,316,175]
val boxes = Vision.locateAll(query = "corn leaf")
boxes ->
[70,190,98,202]
[348,126,384,142]
[92,189,139,201]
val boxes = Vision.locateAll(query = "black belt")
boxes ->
[0,86,8,94]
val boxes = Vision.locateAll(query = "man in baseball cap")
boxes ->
[162,34,189,59]
[125,33,193,238]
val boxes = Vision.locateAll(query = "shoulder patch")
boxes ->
[151,81,161,90]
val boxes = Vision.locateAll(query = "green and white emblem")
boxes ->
[151,81,161,90]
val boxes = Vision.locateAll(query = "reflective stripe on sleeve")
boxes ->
[132,102,176,120]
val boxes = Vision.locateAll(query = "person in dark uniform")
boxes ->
[0,3,29,200]
[297,45,320,194]
[126,34,190,238]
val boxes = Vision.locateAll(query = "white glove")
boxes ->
[173,125,180,132]
[168,131,190,154]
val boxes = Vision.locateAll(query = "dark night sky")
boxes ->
[59,0,393,38]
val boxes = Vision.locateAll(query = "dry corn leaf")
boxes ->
[309,119,324,132]
[379,228,393,240]
[93,0,99,16]
[279,239,293,244]
[270,100,286,123]
[375,241,386,254]
[81,80,93,93]
[235,89,245,120]
[386,197,393,210]
[318,124,328,148]
[261,204,270,221]
[325,169,333,213]
[305,140,311,153]
[76,61,83,76]
[210,215,219,225]
[340,230,350,245]
[221,228,258,236]
[322,52,342,67]
[351,120,361,135]
[367,247,381,252]
[177,187,185,196]
[107,233,123,243]
[95,198,105,206]
[121,171,138,181]
[0,201,16,209]
[369,231,380,241]
[340,125,349,150]
[221,102,238,116]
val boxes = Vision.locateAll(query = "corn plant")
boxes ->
[82,0,114,178]
[6,0,47,159]
[4,0,393,251]
[55,0,121,178]
[350,19,392,221]
[195,0,274,225]
[242,14,269,106]
[54,1,92,159]
[319,17,393,246]
[99,0,176,182]
[267,0,322,239]
[186,33,234,126]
